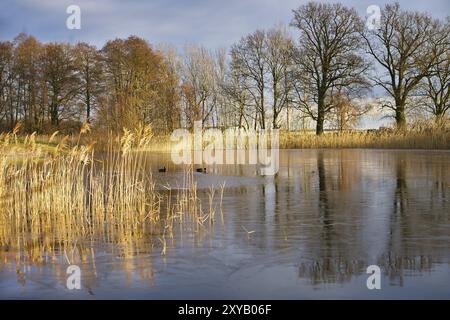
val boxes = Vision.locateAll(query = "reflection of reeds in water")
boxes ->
[298,258,366,285]
[0,125,223,286]
[377,253,436,285]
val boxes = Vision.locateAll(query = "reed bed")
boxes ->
[278,129,450,149]
[0,124,223,274]
[14,123,448,155]
[136,127,450,151]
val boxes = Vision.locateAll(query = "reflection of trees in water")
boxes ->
[297,254,439,285]
[317,151,335,260]
[6,151,446,288]
[230,150,450,285]
[296,151,450,284]
[393,157,408,217]
[294,151,364,284]
[387,153,450,261]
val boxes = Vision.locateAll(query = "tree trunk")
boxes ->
[395,101,406,129]
[272,111,278,129]
[260,86,265,129]
[86,89,91,122]
[286,105,290,132]
[316,111,325,135]
[50,102,58,126]
[316,94,325,135]
[238,105,244,129]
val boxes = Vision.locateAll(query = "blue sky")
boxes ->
[1,0,448,49]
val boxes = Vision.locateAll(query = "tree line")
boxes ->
[0,2,448,135]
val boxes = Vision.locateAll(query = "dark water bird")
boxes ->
[196,167,207,173]
[158,166,166,173]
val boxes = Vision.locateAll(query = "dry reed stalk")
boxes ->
[0,123,225,268]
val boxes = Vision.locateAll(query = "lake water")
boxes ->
[1,149,449,299]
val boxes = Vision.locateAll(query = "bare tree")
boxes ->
[181,45,217,128]
[41,43,80,127]
[419,18,450,123]
[156,44,182,132]
[265,26,294,129]
[362,3,443,129]
[0,41,13,127]
[212,48,228,128]
[231,30,268,129]
[223,57,252,129]
[101,36,166,131]
[330,91,372,131]
[74,43,104,123]
[10,34,44,131]
[291,2,368,135]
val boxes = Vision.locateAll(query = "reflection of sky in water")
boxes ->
[1,150,450,299]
